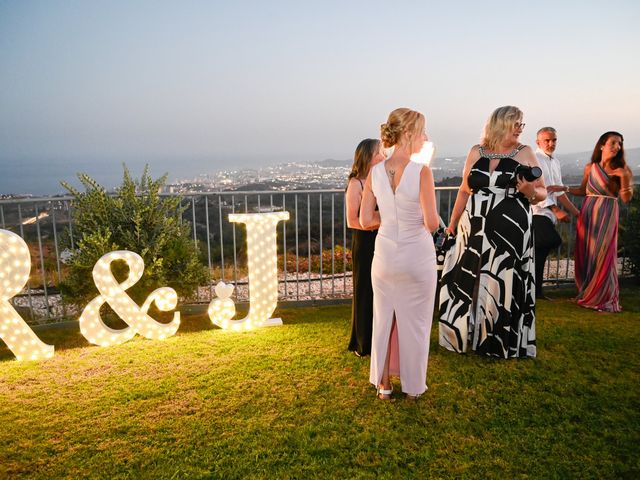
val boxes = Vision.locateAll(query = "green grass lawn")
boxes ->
[1,287,639,479]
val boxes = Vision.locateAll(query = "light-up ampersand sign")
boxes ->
[79,251,180,346]
[208,211,289,331]
[0,229,54,361]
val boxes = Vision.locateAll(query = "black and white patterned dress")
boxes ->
[439,146,536,358]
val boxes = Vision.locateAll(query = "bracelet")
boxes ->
[620,186,634,194]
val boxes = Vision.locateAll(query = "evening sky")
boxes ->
[1,0,638,192]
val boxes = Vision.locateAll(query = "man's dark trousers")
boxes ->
[533,215,562,296]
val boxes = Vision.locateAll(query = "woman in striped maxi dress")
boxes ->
[554,132,634,312]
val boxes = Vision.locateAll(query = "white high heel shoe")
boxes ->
[376,385,393,401]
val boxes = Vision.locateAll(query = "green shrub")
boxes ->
[621,192,640,279]
[59,166,209,308]
[285,245,353,274]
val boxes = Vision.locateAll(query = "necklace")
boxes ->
[479,145,523,159]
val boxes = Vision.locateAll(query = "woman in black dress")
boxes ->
[439,106,546,358]
[346,138,385,356]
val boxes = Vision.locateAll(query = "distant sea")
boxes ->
[0,154,306,196]
[0,158,137,196]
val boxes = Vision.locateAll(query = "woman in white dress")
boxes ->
[360,108,439,400]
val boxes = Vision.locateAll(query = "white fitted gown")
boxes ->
[369,160,437,396]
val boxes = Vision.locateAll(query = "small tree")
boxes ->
[60,166,209,308]
[621,192,640,281]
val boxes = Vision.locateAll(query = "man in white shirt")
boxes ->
[532,127,580,300]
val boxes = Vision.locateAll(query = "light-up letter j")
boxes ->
[208,212,289,330]
[0,229,54,361]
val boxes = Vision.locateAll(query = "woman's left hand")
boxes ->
[610,167,631,180]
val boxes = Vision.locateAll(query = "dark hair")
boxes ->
[591,131,625,188]
[591,131,625,169]
[348,139,380,181]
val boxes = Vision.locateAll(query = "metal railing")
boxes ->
[0,188,632,324]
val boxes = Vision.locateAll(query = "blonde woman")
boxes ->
[346,138,385,357]
[360,108,439,400]
[439,106,545,358]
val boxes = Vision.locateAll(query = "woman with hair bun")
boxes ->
[439,106,545,358]
[360,107,439,400]
[556,131,633,311]
[346,138,385,357]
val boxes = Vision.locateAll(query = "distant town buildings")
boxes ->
[161,158,475,194]
[3,149,636,198]
[162,161,355,193]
